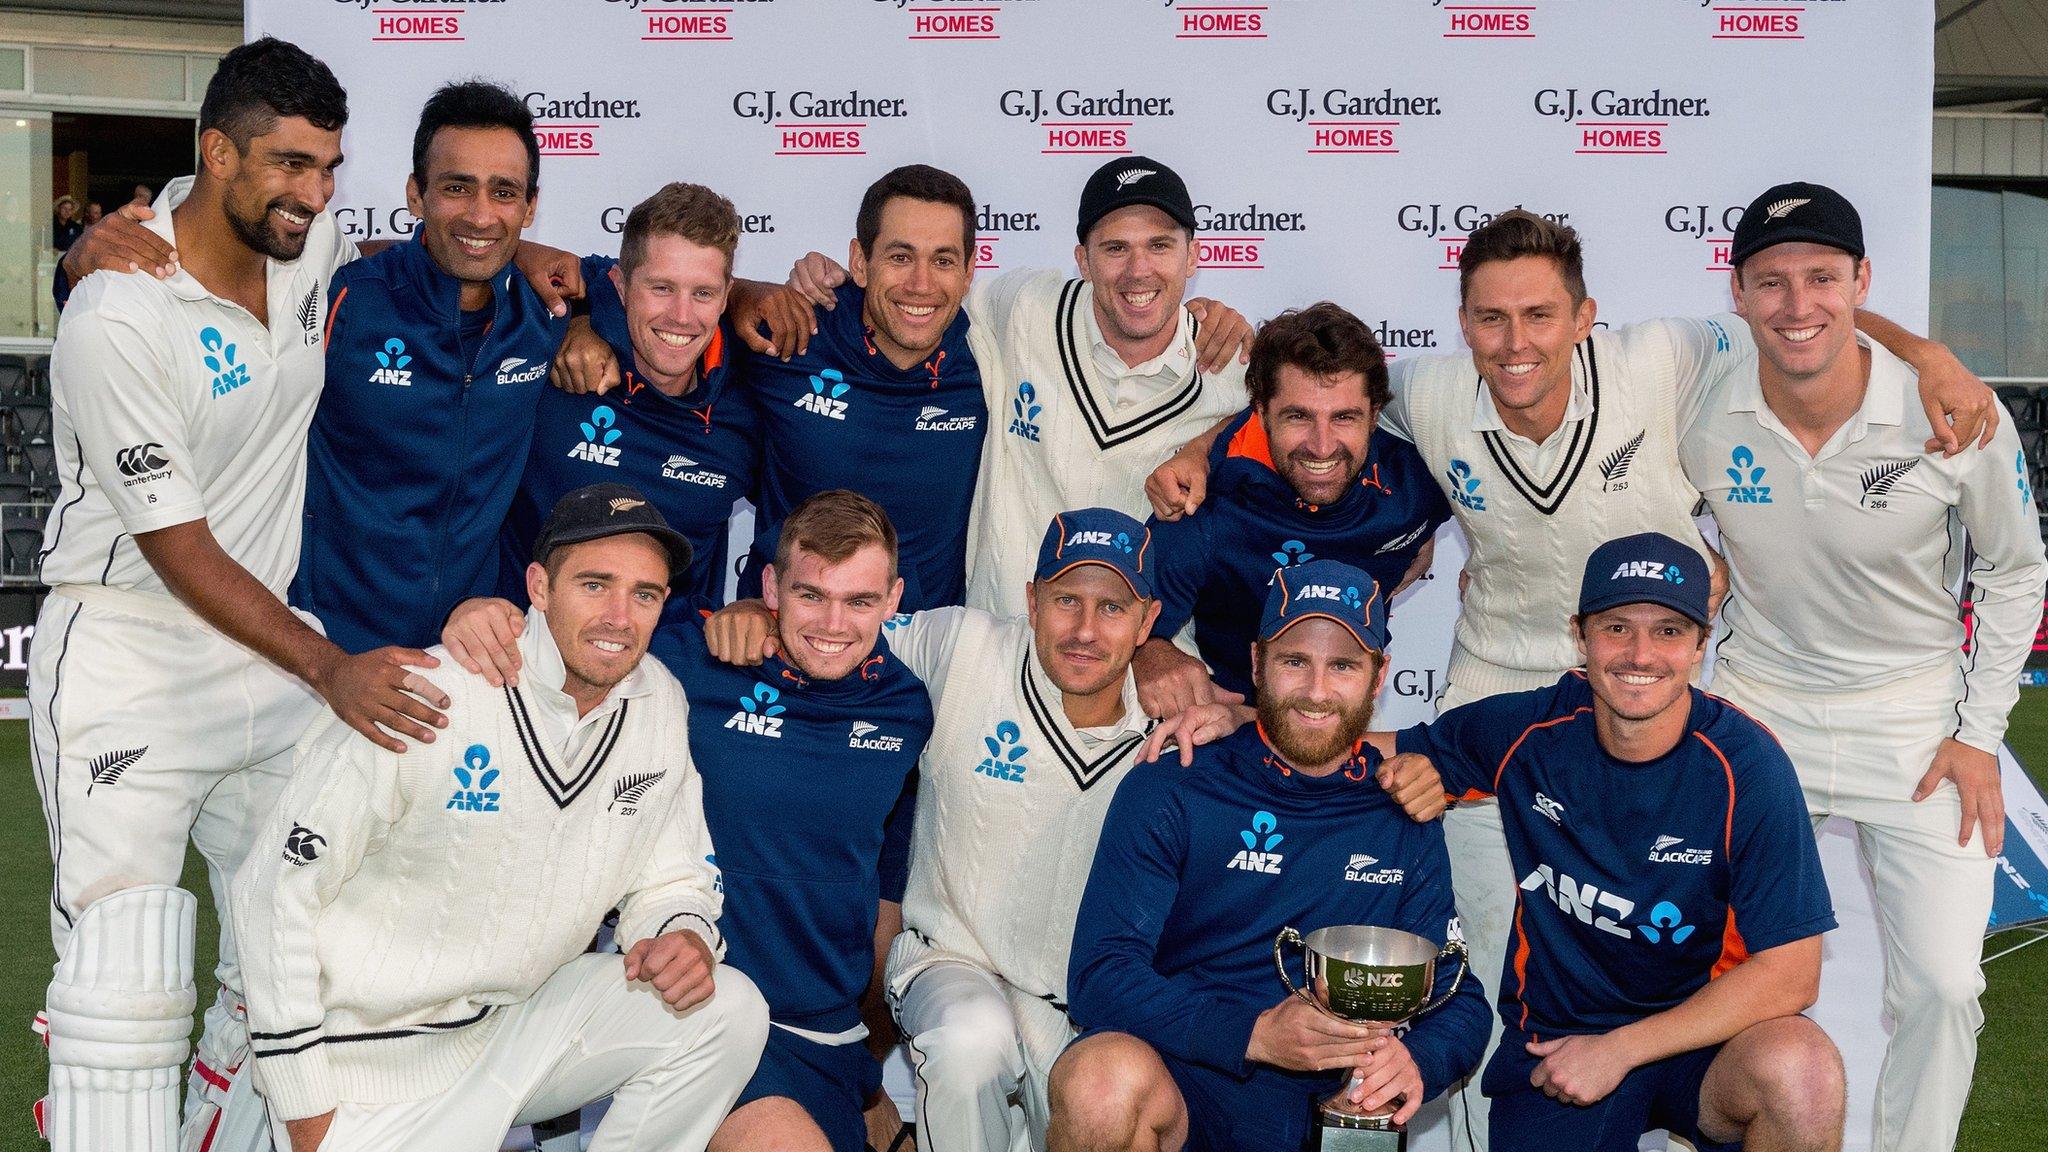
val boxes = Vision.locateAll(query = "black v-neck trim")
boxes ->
[1477,339,1601,517]
[505,686,627,809]
[1054,279,1207,450]
[1019,643,1151,792]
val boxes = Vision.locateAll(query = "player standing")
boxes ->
[291,80,569,651]
[1136,302,1449,713]
[29,39,448,1152]
[1385,532,1845,1152]
[236,484,767,1152]
[1683,183,2048,1152]
[498,182,758,609]
[1054,559,1485,1152]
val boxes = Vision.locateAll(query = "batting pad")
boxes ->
[43,884,198,1152]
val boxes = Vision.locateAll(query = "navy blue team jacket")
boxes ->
[1070,726,1488,1102]
[650,603,934,1033]
[498,255,759,606]
[739,281,983,611]
[1148,409,1450,698]
[294,235,567,651]
[1398,672,1835,1046]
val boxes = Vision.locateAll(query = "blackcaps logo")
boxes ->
[296,286,321,344]
[609,497,646,514]
[283,824,327,866]
[1859,459,1918,509]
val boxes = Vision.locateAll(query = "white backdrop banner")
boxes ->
[241,3,1935,1149]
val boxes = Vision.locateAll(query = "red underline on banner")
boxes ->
[536,124,600,129]
[1175,4,1270,8]
[1198,265,1265,269]
[907,5,999,9]
[370,6,461,10]
[909,35,1002,39]
[1443,4,1536,7]
[1443,33,1536,38]
[1043,149,1136,154]
[1041,122,1134,127]
[1574,121,1668,127]
[1710,5,1800,9]
[773,123,866,128]
[642,36,735,40]
[775,151,869,156]
[1176,33,1269,38]
[540,152,600,157]
[1575,149,1669,154]
[1309,149,1400,154]
[1200,236,1266,241]
[373,36,465,41]
[1712,34,1804,38]
[1308,121,1398,126]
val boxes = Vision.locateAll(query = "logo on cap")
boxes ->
[1610,560,1683,584]
[609,497,646,514]
[1115,167,1157,189]
[1764,197,1811,220]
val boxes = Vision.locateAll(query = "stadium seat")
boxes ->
[22,440,55,484]
[1996,384,2042,427]
[8,395,52,448]
[1,524,41,582]
[0,355,29,401]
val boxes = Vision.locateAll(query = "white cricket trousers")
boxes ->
[1712,661,1993,1152]
[265,954,769,1152]
[30,585,324,1143]
[1437,654,1569,1152]
[888,933,1074,1152]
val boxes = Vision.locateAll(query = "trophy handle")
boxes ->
[1272,927,1323,1011]
[1411,938,1471,1018]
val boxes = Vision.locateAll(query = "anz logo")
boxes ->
[723,682,786,738]
[1447,459,1486,511]
[446,744,501,813]
[1009,381,1043,441]
[796,368,851,420]
[975,721,1029,782]
[569,405,624,466]
[1519,863,1634,940]
[1724,446,1772,504]
[369,337,413,387]
[1227,810,1285,874]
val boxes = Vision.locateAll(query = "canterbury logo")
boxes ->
[1115,168,1157,189]
[115,443,169,477]
[1764,197,1811,220]
[609,498,646,513]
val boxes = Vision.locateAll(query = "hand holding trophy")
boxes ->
[1274,924,1469,1151]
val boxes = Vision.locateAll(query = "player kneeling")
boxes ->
[233,484,768,1152]
[1381,532,1845,1152]
[1053,560,1488,1152]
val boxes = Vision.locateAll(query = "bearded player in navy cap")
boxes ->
[1377,533,1845,1152]
[1055,559,1485,1152]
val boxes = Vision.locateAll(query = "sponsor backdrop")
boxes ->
[235,3,1942,1150]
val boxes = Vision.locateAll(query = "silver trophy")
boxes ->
[1274,924,1469,1151]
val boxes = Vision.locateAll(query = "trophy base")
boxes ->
[1311,1121,1404,1151]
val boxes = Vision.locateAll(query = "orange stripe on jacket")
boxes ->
[323,284,349,347]
[1694,730,1753,978]
[1225,411,1276,469]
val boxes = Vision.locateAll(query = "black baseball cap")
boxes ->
[1730,181,1865,269]
[1578,532,1710,629]
[1075,157,1196,244]
[534,483,692,582]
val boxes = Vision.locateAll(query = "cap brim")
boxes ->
[1578,592,1708,629]
[1261,611,1384,654]
[1732,227,1863,268]
[1037,557,1149,601]
[544,524,693,582]
[1080,196,1197,242]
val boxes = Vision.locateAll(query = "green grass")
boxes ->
[3,699,2046,1150]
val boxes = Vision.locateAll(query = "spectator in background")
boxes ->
[83,201,103,225]
[52,196,82,251]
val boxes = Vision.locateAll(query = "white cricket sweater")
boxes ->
[1385,319,1735,696]
[883,606,1154,1004]
[233,610,720,1120]
[963,270,1247,617]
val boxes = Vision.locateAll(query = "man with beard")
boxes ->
[443,489,931,1152]
[1137,302,1450,714]
[781,156,1254,619]
[1054,559,1487,1152]
[1379,533,1844,1152]
[1682,185,2047,1152]
[28,40,451,1152]
[236,484,768,1152]
[290,80,569,652]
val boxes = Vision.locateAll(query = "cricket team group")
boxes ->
[26,34,2046,1152]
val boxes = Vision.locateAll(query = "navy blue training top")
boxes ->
[498,255,759,606]
[294,235,567,651]
[1148,410,1449,697]
[1070,725,1488,1098]
[738,282,983,611]
[1397,672,1835,1038]
[650,602,933,1033]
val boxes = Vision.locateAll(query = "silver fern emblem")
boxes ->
[1859,458,1919,506]
[610,771,666,813]
[87,747,146,794]
[1764,197,1811,220]
[1599,430,1646,489]
[295,286,319,334]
